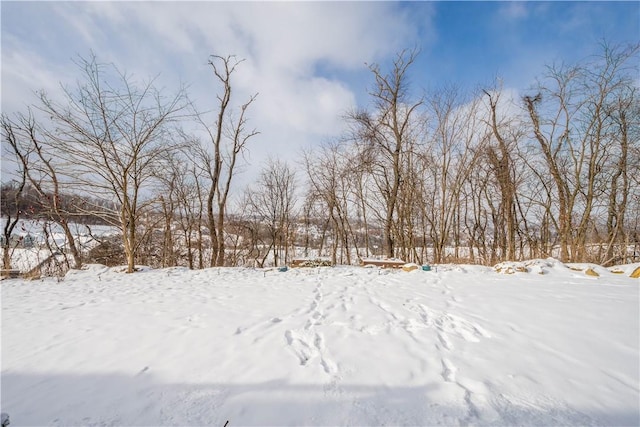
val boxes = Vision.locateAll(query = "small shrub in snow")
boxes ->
[291,258,333,268]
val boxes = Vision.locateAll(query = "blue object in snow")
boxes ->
[278,266,288,272]
[422,265,431,271]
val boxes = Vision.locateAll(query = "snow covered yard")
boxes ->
[2,261,638,426]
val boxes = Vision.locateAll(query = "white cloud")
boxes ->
[93,2,419,161]
[1,1,426,187]
[0,35,71,112]
[50,2,103,47]
[498,2,529,21]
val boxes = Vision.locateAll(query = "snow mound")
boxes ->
[565,263,619,277]
[493,258,567,275]
[493,259,640,278]
[610,263,640,278]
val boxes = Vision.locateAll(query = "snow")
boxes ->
[1,219,118,273]
[2,259,638,426]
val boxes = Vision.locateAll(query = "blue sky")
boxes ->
[420,2,639,90]
[2,1,639,183]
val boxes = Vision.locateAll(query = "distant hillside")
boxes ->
[1,182,115,226]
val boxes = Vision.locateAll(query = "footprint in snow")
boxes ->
[438,332,453,350]
[284,330,316,366]
[441,358,457,382]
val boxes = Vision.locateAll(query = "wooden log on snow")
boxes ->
[0,269,21,279]
[359,258,406,269]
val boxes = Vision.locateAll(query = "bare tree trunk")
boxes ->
[524,95,571,262]
[604,88,634,264]
[198,55,258,267]
[483,88,519,261]
[0,181,26,271]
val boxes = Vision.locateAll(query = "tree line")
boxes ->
[311,44,639,266]
[2,43,639,273]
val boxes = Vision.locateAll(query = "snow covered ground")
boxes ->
[2,260,638,426]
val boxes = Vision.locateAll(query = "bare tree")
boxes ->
[524,42,639,262]
[347,48,423,259]
[600,50,639,264]
[0,180,27,271]
[2,118,29,271]
[245,159,297,267]
[156,153,180,268]
[197,55,259,267]
[422,85,483,263]
[2,111,84,269]
[482,86,522,261]
[38,53,188,273]
[164,149,208,269]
